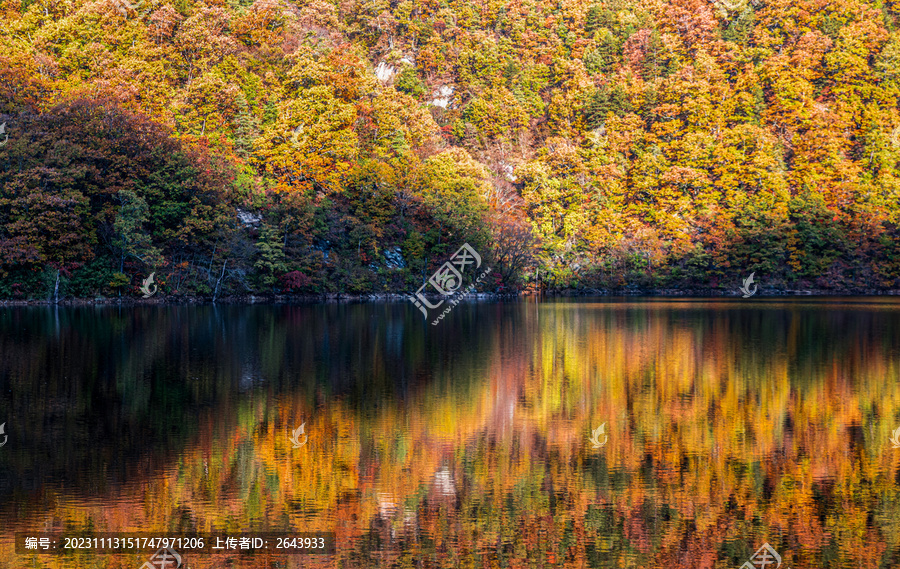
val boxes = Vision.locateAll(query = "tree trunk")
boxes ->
[212,260,227,303]
[207,242,217,281]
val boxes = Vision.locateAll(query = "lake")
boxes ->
[1,298,899,568]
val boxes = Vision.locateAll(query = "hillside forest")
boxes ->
[2,0,900,299]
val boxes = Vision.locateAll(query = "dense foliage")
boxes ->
[2,0,900,298]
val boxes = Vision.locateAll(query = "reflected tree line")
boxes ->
[0,300,898,568]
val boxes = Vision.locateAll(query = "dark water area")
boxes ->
[0,298,899,568]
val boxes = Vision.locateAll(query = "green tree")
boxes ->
[254,224,287,288]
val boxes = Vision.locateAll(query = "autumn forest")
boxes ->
[2,0,900,299]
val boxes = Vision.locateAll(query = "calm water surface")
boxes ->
[1,298,899,568]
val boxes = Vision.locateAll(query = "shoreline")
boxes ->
[2,287,900,306]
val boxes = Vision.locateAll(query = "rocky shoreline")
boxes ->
[1,287,900,306]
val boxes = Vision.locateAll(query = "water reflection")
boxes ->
[0,298,898,568]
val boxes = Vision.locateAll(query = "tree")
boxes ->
[112,188,163,272]
[254,224,287,288]
[420,148,492,251]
